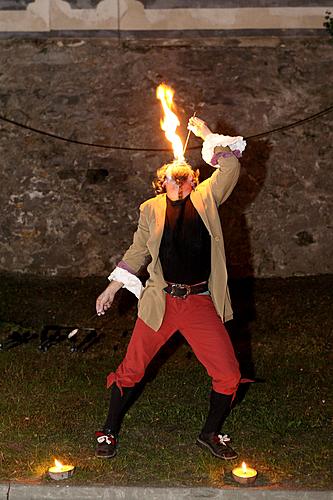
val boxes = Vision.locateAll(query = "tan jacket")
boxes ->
[121,150,240,331]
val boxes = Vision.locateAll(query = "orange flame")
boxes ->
[156,83,184,161]
[54,459,63,470]
[242,462,247,473]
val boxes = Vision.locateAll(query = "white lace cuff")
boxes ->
[202,133,246,167]
[108,267,143,299]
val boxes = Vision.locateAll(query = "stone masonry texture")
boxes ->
[0,37,332,278]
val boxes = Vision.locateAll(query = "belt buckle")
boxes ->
[170,283,191,299]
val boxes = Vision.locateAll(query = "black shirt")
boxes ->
[159,194,211,285]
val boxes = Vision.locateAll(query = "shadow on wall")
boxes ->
[222,137,270,280]
[222,133,270,384]
[198,119,271,384]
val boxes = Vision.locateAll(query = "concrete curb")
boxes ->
[1,484,333,500]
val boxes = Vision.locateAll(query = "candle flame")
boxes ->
[54,459,63,470]
[241,461,247,473]
[156,83,184,161]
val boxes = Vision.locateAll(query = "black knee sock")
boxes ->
[201,390,233,435]
[103,384,136,436]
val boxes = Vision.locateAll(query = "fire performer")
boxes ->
[95,113,246,460]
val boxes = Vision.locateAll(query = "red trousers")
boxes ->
[107,293,241,396]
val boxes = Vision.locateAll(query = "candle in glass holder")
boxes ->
[48,459,75,480]
[232,461,257,485]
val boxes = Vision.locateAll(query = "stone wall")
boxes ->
[0,37,332,278]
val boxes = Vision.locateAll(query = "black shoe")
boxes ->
[95,431,117,458]
[197,433,238,460]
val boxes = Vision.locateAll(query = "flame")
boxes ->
[241,461,247,473]
[156,83,184,161]
[54,459,63,470]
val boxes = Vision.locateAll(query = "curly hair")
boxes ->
[152,160,200,195]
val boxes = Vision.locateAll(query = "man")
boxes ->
[95,116,246,460]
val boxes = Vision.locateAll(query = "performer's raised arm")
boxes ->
[188,116,245,205]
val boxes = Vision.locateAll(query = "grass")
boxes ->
[0,274,332,489]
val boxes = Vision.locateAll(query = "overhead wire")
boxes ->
[245,104,333,140]
[0,104,332,152]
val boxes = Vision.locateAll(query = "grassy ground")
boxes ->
[0,273,332,489]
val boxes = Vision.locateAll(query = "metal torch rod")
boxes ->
[183,111,196,156]
[67,312,99,339]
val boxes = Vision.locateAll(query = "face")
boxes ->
[164,164,194,200]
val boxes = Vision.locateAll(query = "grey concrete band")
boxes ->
[0,28,326,39]
[1,484,333,500]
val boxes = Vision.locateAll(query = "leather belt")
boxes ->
[164,282,209,299]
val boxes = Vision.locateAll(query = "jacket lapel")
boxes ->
[190,190,212,235]
[152,194,166,251]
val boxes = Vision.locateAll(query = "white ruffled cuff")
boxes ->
[108,267,143,299]
[202,133,246,167]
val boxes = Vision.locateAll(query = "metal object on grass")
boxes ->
[69,328,99,353]
[0,330,37,351]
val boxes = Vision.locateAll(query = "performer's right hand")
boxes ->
[96,280,123,315]
[188,116,212,141]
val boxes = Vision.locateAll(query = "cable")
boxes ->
[245,104,333,140]
[0,104,332,152]
[0,114,170,152]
